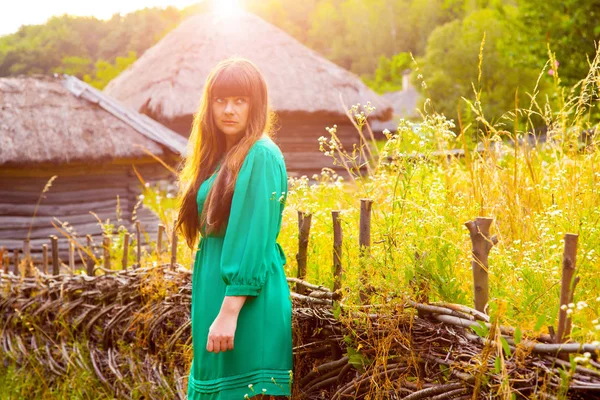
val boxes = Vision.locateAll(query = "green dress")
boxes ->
[187,137,293,400]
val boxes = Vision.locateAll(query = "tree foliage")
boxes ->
[417,7,551,125]
[0,0,598,124]
[0,8,183,84]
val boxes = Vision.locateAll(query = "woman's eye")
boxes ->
[215,98,224,103]
[236,98,247,104]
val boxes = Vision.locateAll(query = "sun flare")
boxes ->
[213,0,242,16]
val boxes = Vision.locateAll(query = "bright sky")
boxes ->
[0,0,215,36]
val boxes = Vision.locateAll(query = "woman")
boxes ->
[176,57,293,399]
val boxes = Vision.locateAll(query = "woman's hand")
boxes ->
[206,295,247,353]
[206,311,238,353]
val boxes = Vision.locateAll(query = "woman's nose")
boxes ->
[224,100,234,114]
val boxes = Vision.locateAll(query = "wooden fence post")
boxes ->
[51,235,59,275]
[296,211,312,295]
[157,224,165,259]
[359,199,373,303]
[103,235,111,271]
[122,232,130,270]
[135,221,141,269]
[23,238,32,277]
[86,235,95,276]
[42,244,49,274]
[170,219,178,269]
[556,233,579,343]
[13,248,20,276]
[332,211,343,297]
[3,249,9,275]
[69,241,75,275]
[1,246,8,274]
[465,217,498,313]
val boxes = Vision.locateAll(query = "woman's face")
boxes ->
[212,95,250,138]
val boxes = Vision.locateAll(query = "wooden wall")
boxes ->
[158,113,369,178]
[0,160,172,270]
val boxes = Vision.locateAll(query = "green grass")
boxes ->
[0,362,113,399]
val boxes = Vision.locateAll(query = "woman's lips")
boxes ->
[223,121,237,124]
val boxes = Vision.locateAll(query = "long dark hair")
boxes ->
[175,57,274,249]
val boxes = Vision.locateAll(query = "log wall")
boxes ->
[0,161,171,269]
[160,113,369,178]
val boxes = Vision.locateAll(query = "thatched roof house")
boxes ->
[104,11,393,176]
[0,74,187,272]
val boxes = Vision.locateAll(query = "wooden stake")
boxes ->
[135,221,141,269]
[13,248,20,276]
[157,223,165,258]
[332,211,343,296]
[86,235,95,276]
[3,250,9,275]
[68,241,75,275]
[359,199,373,303]
[51,235,59,275]
[465,217,498,313]
[42,244,49,274]
[1,246,6,274]
[170,219,178,269]
[23,238,32,277]
[295,211,312,295]
[103,235,111,271]
[122,232,130,270]
[556,233,579,343]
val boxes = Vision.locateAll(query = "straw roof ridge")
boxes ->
[104,10,393,122]
[0,74,188,166]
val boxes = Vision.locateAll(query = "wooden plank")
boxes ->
[0,161,174,178]
[0,210,126,229]
[0,188,130,203]
[0,199,126,216]
[0,221,111,240]
[0,180,130,193]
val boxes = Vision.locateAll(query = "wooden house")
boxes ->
[0,74,187,270]
[103,11,393,178]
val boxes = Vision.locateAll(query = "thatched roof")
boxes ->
[104,11,393,123]
[0,74,188,167]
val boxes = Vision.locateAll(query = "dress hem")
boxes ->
[189,369,293,394]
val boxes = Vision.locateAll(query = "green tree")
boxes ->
[84,51,137,89]
[518,0,600,87]
[53,55,93,78]
[0,8,183,79]
[417,7,549,128]
[363,52,412,94]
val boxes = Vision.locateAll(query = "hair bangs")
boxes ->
[210,66,253,99]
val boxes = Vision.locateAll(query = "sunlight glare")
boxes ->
[214,0,242,16]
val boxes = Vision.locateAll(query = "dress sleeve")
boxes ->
[220,146,282,297]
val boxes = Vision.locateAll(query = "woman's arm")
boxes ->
[221,295,247,315]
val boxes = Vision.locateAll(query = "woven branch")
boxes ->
[1,265,599,399]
